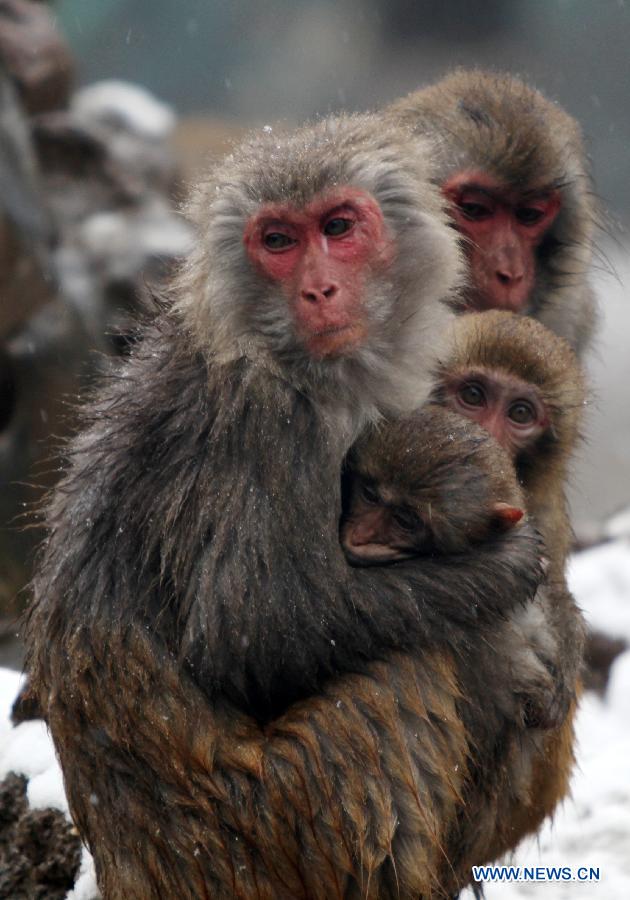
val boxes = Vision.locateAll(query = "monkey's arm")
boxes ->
[43,619,467,900]
[25,314,545,722]
[350,525,544,646]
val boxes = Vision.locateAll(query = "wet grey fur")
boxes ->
[26,114,543,723]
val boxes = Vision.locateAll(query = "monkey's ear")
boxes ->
[493,502,524,530]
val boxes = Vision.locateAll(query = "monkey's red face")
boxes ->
[443,370,549,455]
[443,172,560,313]
[244,189,394,358]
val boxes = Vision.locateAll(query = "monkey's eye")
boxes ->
[360,482,379,505]
[515,207,545,226]
[263,232,297,252]
[323,217,354,238]
[392,508,422,532]
[458,382,486,407]
[458,200,492,221]
[508,400,536,425]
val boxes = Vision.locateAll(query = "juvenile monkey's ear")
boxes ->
[493,502,524,530]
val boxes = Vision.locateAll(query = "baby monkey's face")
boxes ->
[340,405,526,568]
[340,475,432,566]
[340,468,523,567]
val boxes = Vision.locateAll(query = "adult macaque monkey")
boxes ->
[387,70,597,354]
[25,117,544,898]
[432,310,586,870]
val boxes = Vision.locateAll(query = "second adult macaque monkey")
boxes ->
[387,70,597,354]
[25,116,544,898]
[432,310,586,872]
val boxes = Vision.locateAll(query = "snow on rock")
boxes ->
[0,718,56,783]
[66,852,99,900]
[28,758,70,813]
[607,649,630,718]
[0,677,99,899]
[72,80,176,140]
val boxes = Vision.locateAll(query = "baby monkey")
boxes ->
[341,405,557,737]
[341,405,525,567]
[341,397,576,877]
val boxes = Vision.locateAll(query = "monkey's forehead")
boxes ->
[392,70,586,187]
[200,114,439,215]
[444,311,582,388]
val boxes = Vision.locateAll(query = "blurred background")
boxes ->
[0,0,629,628]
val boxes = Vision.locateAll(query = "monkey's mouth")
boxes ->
[315,324,353,336]
[306,323,366,358]
[343,543,415,566]
[464,287,529,315]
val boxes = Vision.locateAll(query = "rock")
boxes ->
[0,0,73,114]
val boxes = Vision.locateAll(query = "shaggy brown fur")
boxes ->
[432,311,587,885]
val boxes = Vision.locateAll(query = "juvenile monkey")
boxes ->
[387,70,597,354]
[25,117,544,898]
[434,310,586,577]
[341,403,562,737]
[432,310,587,874]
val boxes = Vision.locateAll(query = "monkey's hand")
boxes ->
[505,597,575,731]
[519,665,574,730]
[520,584,586,730]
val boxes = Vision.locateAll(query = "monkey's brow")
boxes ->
[459,183,556,202]
[456,183,495,198]
[519,185,559,200]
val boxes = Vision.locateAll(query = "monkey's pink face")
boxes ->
[442,369,549,455]
[443,171,561,313]
[243,189,394,358]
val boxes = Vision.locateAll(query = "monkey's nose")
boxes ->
[496,270,524,286]
[301,284,339,304]
[494,247,525,285]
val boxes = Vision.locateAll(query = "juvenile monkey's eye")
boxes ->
[515,207,545,226]
[263,232,296,251]
[392,508,422,532]
[360,482,379,504]
[323,217,354,237]
[458,382,486,407]
[508,400,536,424]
